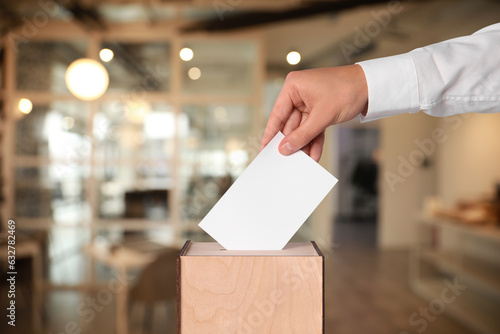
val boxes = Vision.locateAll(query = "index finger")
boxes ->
[260,84,294,150]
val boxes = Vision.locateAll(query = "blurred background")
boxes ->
[0,0,499,333]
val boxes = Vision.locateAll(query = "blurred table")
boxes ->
[85,240,166,334]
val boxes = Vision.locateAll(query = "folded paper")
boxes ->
[199,132,338,250]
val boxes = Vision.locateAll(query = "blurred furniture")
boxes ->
[0,238,43,332]
[129,247,179,333]
[410,215,500,334]
[124,190,169,218]
[85,240,162,334]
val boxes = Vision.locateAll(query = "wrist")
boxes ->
[353,64,369,117]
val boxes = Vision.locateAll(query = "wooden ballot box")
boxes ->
[177,241,324,333]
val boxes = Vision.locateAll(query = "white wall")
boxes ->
[378,113,500,249]
[437,113,500,206]
[378,112,438,248]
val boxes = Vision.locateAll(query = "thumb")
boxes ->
[278,117,322,156]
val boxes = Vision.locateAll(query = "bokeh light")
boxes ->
[286,51,301,65]
[65,58,109,100]
[18,98,33,114]
[180,47,194,61]
[188,67,201,80]
[99,48,114,62]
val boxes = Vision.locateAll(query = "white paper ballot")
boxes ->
[199,132,338,250]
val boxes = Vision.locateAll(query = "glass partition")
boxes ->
[15,166,90,223]
[101,42,171,93]
[15,101,89,158]
[179,104,254,221]
[94,101,175,161]
[182,41,257,96]
[16,41,87,93]
[8,34,263,266]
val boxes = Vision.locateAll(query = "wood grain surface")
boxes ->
[178,242,323,334]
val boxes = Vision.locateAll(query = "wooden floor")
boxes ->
[1,221,475,334]
[326,221,474,334]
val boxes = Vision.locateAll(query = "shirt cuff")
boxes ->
[356,53,420,122]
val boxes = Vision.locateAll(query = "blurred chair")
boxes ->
[128,247,179,333]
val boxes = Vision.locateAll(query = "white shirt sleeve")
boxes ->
[357,23,500,122]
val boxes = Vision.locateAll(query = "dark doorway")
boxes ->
[334,127,379,247]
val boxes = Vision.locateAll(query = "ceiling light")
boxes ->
[286,51,301,65]
[18,98,33,114]
[188,67,201,80]
[65,58,109,101]
[180,48,194,61]
[99,48,114,62]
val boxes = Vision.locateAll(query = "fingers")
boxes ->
[278,112,324,156]
[282,109,302,136]
[310,131,325,162]
[294,111,311,156]
[281,109,315,158]
[260,83,295,150]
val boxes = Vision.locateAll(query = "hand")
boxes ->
[260,65,368,162]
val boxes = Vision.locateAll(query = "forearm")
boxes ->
[357,23,500,122]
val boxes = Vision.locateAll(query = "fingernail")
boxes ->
[279,141,294,155]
